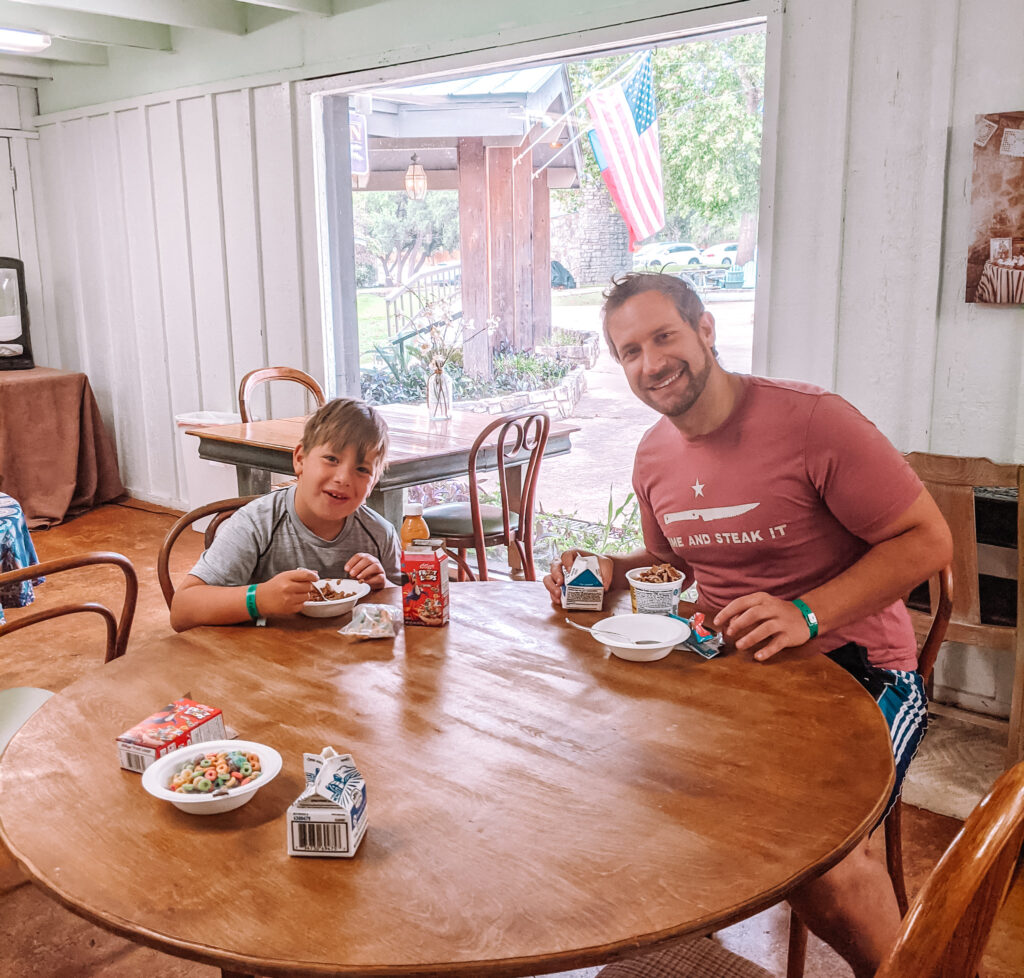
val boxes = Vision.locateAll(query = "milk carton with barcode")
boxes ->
[560,554,605,610]
[287,747,367,858]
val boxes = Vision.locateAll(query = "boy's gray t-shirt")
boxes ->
[189,487,401,585]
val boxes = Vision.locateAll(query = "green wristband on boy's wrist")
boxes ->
[246,583,260,622]
[792,598,818,639]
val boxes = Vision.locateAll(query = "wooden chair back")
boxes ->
[431,412,550,582]
[875,759,1024,978]
[157,496,257,608]
[904,452,1024,764]
[237,366,326,423]
[0,552,137,662]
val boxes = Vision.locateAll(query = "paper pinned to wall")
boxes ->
[975,117,998,147]
[998,127,1024,157]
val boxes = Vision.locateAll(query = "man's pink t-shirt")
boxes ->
[633,376,924,670]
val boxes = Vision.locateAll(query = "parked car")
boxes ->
[639,242,703,269]
[631,243,663,268]
[701,242,739,266]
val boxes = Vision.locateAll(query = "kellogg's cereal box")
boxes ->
[117,699,226,772]
[402,541,449,626]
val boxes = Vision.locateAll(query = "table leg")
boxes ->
[235,466,271,496]
[368,486,404,530]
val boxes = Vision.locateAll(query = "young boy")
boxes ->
[170,397,401,631]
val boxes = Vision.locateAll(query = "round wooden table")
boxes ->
[0,582,894,978]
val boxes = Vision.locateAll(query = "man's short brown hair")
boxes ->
[601,273,706,362]
[301,397,389,476]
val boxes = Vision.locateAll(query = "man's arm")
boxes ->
[714,488,952,660]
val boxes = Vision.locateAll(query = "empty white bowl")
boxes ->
[590,613,690,662]
[300,579,370,618]
[141,739,282,815]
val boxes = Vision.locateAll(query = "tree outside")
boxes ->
[561,31,765,263]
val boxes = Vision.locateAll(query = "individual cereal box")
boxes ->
[561,554,605,610]
[116,699,226,773]
[287,747,367,858]
[402,541,450,626]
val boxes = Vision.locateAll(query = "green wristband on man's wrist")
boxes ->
[792,598,819,639]
[246,583,261,622]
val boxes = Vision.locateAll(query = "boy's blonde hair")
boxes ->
[301,398,389,476]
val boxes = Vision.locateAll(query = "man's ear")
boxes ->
[697,311,717,348]
[292,444,305,476]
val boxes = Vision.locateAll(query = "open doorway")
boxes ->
[316,21,766,535]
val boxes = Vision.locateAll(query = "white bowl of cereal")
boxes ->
[141,739,282,815]
[625,564,686,615]
[300,578,370,618]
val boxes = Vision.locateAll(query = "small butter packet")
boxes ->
[561,555,605,611]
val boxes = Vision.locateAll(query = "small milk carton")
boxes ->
[402,539,450,626]
[116,699,226,772]
[561,554,605,610]
[287,747,367,858]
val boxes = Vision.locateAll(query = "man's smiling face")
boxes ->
[605,289,716,419]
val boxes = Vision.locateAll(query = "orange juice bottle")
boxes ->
[400,503,430,550]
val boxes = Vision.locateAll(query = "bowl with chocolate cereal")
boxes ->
[300,578,371,618]
[625,564,686,616]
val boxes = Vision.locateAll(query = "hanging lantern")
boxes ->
[404,153,428,200]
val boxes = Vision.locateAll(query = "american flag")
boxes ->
[586,51,665,250]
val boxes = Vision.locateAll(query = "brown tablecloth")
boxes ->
[0,367,125,528]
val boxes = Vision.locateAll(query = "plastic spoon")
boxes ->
[564,618,663,647]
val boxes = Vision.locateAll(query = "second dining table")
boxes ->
[187,403,580,528]
[0,582,894,978]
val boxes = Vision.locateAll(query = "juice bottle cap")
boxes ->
[403,502,423,517]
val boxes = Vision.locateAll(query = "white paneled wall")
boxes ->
[30,83,327,507]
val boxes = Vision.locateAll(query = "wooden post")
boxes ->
[532,168,551,347]
[458,137,490,378]
[511,132,534,350]
[487,146,515,351]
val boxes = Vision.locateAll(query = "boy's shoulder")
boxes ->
[348,503,400,541]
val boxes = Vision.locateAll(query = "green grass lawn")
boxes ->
[358,292,389,363]
[551,288,605,307]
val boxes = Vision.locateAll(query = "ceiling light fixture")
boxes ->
[404,153,428,201]
[0,28,52,55]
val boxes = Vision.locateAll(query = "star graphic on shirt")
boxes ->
[692,479,705,498]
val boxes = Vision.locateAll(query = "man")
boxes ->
[543,273,951,978]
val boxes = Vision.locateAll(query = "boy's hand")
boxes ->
[256,568,319,617]
[345,552,388,590]
[542,549,613,607]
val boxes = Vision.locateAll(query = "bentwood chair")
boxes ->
[157,496,257,608]
[596,759,1024,978]
[0,552,138,753]
[904,452,1024,766]
[422,412,550,581]
[238,366,326,423]
[786,563,953,977]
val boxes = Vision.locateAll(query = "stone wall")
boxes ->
[551,181,631,288]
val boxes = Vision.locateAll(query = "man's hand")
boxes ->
[345,552,388,590]
[256,568,320,617]
[713,592,813,662]
[542,549,613,607]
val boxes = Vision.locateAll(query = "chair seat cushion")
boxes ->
[422,503,517,538]
[0,686,55,754]
[597,938,774,978]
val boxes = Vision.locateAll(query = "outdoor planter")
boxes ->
[534,329,601,369]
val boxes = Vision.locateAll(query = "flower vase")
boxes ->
[426,366,453,421]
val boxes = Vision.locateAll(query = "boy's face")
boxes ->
[291,441,379,538]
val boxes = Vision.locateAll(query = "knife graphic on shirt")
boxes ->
[663,502,760,524]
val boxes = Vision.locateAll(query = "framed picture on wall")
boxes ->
[990,238,1012,262]
[966,109,1024,303]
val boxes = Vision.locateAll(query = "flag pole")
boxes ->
[530,128,588,180]
[512,49,647,167]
